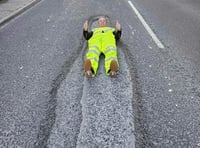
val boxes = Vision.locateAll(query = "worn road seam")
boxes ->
[34,37,85,147]
[119,41,150,147]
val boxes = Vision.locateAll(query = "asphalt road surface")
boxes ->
[0,0,200,147]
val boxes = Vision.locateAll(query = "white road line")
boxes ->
[128,1,164,49]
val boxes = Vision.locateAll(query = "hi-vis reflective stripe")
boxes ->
[87,50,100,56]
[105,46,116,54]
[105,57,117,62]
[89,45,100,51]
[87,57,98,63]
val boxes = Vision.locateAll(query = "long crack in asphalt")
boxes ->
[119,41,150,148]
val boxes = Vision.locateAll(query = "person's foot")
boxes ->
[109,60,118,77]
[84,59,93,78]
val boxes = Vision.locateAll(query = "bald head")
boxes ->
[98,17,107,27]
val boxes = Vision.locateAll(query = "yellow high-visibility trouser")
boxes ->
[86,27,119,75]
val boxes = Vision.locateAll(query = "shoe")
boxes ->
[109,60,118,77]
[84,59,93,78]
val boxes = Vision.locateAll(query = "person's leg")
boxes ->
[84,45,100,77]
[104,45,119,77]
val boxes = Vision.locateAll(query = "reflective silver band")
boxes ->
[105,46,116,54]
[105,57,117,62]
[87,50,100,56]
[88,57,99,63]
[89,45,100,51]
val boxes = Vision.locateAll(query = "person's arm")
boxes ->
[83,20,93,40]
[114,30,122,41]
[83,30,93,40]
[113,20,122,41]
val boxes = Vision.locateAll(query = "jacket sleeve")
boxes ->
[113,30,122,41]
[83,30,93,40]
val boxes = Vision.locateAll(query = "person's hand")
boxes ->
[116,20,121,31]
[83,20,89,31]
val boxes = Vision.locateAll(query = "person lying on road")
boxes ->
[83,16,122,78]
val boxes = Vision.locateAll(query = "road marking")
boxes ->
[128,1,164,49]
